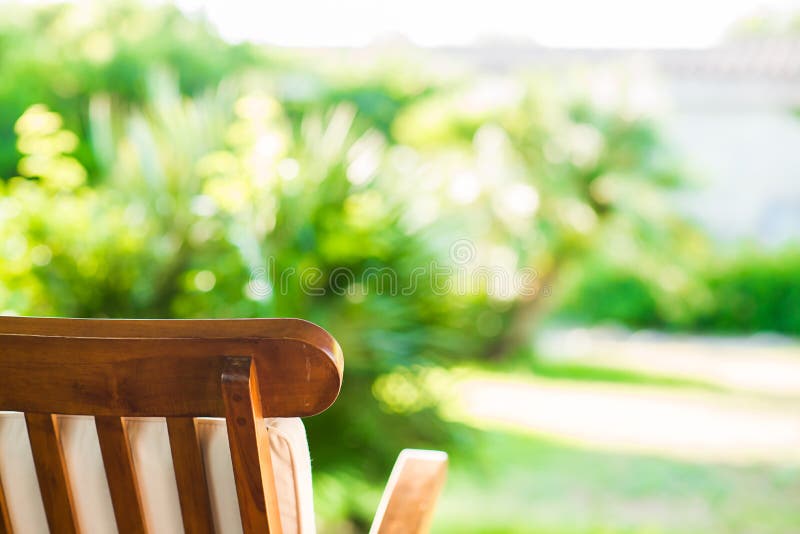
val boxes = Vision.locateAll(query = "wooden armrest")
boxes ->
[369,449,448,534]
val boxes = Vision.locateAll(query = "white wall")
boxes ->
[665,79,800,245]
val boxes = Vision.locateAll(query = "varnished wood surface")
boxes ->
[223,357,283,534]
[0,317,343,417]
[24,413,79,534]
[96,416,147,533]
[0,316,351,533]
[167,417,215,534]
[370,450,448,534]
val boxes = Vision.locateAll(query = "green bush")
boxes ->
[696,248,800,334]
[0,1,264,179]
[558,267,663,328]
[559,247,800,336]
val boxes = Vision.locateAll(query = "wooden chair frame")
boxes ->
[0,317,447,534]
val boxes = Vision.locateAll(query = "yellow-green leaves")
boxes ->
[15,105,87,191]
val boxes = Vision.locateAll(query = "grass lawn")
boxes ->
[526,360,723,392]
[317,357,800,533]
[431,427,800,534]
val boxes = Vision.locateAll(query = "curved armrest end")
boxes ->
[369,449,448,534]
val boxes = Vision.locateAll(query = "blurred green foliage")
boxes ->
[0,1,266,178]
[3,1,794,529]
[0,2,683,454]
[559,247,800,335]
[698,248,800,333]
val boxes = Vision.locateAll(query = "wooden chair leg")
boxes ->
[221,357,283,534]
[369,449,448,534]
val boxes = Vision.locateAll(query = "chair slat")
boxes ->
[166,417,215,534]
[0,473,12,534]
[222,357,282,534]
[369,450,448,534]
[24,413,79,534]
[95,416,147,534]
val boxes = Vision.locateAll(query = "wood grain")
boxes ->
[222,357,283,534]
[96,416,147,533]
[167,417,214,534]
[370,449,448,534]
[0,317,343,418]
[0,316,348,533]
[24,413,79,534]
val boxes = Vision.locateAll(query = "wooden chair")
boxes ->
[0,317,447,534]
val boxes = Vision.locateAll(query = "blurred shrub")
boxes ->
[558,267,663,328]
[0,1,262,178]
[696,248,800,334]
[559,246,800,335]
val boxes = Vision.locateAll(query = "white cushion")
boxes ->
[0,413,315,534]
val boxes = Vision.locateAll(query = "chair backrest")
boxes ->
[0,317,343,534]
